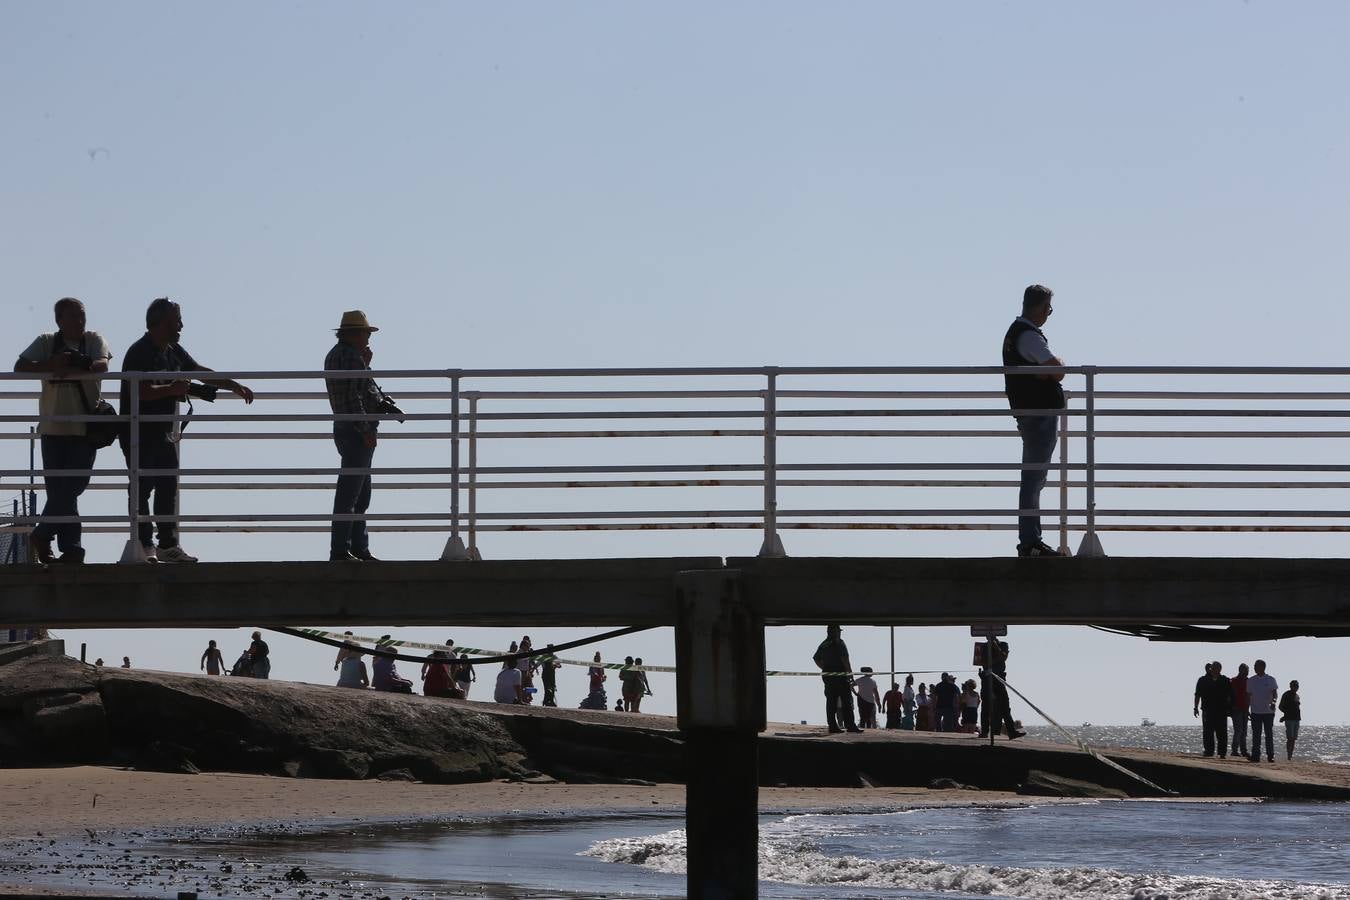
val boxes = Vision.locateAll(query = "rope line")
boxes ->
[989,671,1173,795]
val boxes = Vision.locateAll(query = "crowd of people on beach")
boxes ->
[1193,658,1303,762]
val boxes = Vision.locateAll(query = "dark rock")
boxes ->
[284,866,309,883]
[310,748,370,780]
[374,768,418,782]
[141,741,200,775]
[929,777,978,791]
[23,690,109,759]
[1018,769,1128,799]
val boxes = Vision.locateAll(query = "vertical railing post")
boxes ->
[1076,367,1105,557]
[119,375,147,563]
[440,372,469,560]
[758,368,785,557]
[1058,407,1070,555]
[468,393,480,561]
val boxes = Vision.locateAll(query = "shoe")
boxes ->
[1017,541,1067,558]
[57,548,86,564]
[1008,730,1027,740]
[827,727,843,734]
[353,550,379,561]
[157,545,198,563]
[1203,752,1214,758]
[30,536,55,565]
[329,551,359,562]
[143,545,159,563]
[846,726,863,734]
[1219,754,1227,759]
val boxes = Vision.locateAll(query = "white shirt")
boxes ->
[1247,673,1279,713]
[853,675,881,705]
[494,667,522,703]
[1013,316,1055,364]
[19,331,113,436]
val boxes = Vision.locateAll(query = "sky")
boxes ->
[3,2,1350,726]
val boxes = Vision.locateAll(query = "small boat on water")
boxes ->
[1081,722,1092,728]
[1141,718,1156,727]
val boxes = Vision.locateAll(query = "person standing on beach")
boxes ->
[813,625,861,734]
[882,681,904,729]
[1247,659,1279,763]
[1230,662,1250,759]
[1002,284,1069,557]
[333,631,357,671]
[1193,660,1231,758]
[200,640,225,675]
[853,667,881,728]
[1279,680,1301,761]
[987,641,1026,740]
[540,646,560,707]
[901,674,917,730]
[455,652,475,699]
[931,672,960,733]
[15,297,113,565]
[959,678,982,734]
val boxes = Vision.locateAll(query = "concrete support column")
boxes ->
[675,569,766,900]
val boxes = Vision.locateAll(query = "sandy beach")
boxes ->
[0,765,1023,841]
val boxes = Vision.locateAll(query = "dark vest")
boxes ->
[1002,318,1065,415]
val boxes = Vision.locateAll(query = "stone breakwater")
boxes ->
[3,649,1349,800]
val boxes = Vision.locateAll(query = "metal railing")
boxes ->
[5,365,1350,561]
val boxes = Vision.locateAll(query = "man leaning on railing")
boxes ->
[1002,284,1069,558]
[119,298,254,563]
[14,298,113,565]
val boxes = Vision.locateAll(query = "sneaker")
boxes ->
[1008,730,1027,740]
[157,545,198,563]
[143,545,159,563]
[1017,541,1068,558]
[57,548,86,564]
[329,551,359,562]
[353,550,379,561]
[845,726,863,734]
[30,535,55,565]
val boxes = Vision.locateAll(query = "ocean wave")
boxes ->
[582,829,1350,899]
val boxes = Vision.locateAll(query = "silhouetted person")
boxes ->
[853,667,881,728]
[16,298,113,565]
[248,630,271,679]
[1279,679,1301,760]
[540,646,560,707]
[987,641,1025,740]
[1230,662,1250,758]
[200,639,225,676]
[1192,660,1230,758]
[1003,284,1068,557]
[813,625,860,733]
[1247,659,1279,763]
[325,310,385,561]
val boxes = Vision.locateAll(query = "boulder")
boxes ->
[1018,769,1128,799]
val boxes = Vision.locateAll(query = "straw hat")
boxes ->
[335,310,379,332]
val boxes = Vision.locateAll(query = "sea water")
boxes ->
[185,800,1349,899]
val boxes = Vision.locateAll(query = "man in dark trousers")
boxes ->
[813,625,861,734]
[1002,284,1068,557]
[540,646,561,707]
[1193,660,1231,758]
[987,641,1026,740]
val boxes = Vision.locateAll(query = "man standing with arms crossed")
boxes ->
[15,298,112,564]
[1002,284,1068,557]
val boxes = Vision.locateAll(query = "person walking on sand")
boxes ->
[1279,680,1301,761]
[455,652,475,699]
[1230,662,1250,759]
[1247,659,1279,763]
[200,640,225,675]
[853,667,881,729]
[813,625,861,734]
[1193,660,1231,758]
[1002,284,1069,558]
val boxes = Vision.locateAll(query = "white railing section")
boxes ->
[4,365,1350,561]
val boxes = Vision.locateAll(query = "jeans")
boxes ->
[32,436,96,552]
[1201,708,1228,756]
[1016,415,1058,546]
[936,708,959,732]
[1231,711,1249,756]
[125,437,180,549]
[331,427,375,555]
[1249,713,1275,761]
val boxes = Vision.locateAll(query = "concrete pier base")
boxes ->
[675,569,766,900]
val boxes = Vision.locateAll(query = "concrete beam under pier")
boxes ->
[0,558,719,628]
[3,557,1350,629]
[731,557,1350,627]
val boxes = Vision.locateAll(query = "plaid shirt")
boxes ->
[324,340,381,432]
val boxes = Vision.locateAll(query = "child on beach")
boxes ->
[200,640,225,675]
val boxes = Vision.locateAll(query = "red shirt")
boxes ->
[1230,674,1249,712]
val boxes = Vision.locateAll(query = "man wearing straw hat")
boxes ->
[324,310,389,561]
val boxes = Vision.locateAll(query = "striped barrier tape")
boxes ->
[288,627,970,678]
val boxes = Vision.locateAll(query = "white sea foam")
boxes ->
[581,828,1350,899]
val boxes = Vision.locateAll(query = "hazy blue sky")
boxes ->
[4,3,1349,727]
